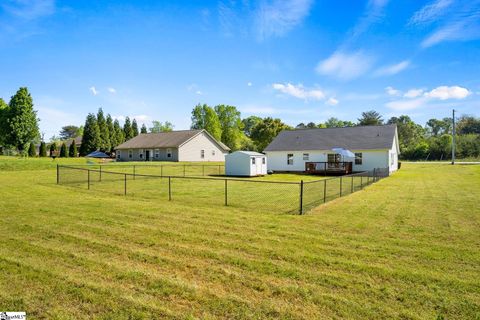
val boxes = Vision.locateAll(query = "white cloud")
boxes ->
[349,0,390,41]
[107,87,116,94]
[316,51,375,80]
[408,0,453,26]
[386,97,428,111]
[255,0,314,40]
[385,86,401,96]
[241,105,311,115]
[404,88,424,98]
[424,86,471,100]
[187,83,203,95]
[247,82,253,87]
[89,86,98,96]
[272,83,325,100]
[1,0,56,20]
[195,90,203,95]
[374,60,410,76]
[326,97,339,106]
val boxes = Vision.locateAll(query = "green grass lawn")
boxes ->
[0,158,479,319]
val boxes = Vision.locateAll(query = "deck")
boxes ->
[305,161,353,175]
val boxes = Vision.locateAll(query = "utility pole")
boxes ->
[451,109,456,165]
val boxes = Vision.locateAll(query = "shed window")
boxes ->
[303,153,309,160]
[355,153,362,165]
[155,149,160,159]
[128,150,133,159]
[252,157,256,165]
[201,150,205,159]
[287,154,293,165]
[262,157,265,164]
[167,148,172,158]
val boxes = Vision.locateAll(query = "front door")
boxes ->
[145,150,150,161]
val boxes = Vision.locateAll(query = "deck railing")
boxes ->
[305,161,353,175]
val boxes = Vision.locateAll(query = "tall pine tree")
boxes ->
[49,143,57,157]
[106,114,115,151]
[60,142,68,157]
[141,123,147,134]
[97,108,111,152]
[69,140,77,157]
[114,119,125,145]
[123,117,133,140]
[28,142,36,157]
[132,119,139,137]
[4,87,40,153]
[80,113,100,156]
[39,141,47,157]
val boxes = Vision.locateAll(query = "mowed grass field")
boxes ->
[0,157,479,319]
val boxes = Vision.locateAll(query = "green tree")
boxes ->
[106,114,115,151]
[250,117,292,151]
[358,110,383,126]
[140,124,148,134]
[97,108,111,152]
[456,115,480,135]
[123,117,134,140]
[132,119,139,137]
[59,142,68,157]
[49,143,58,156]
[80,113,100,156]
[0,98,8,146]
[242,116,262,137]
[59,125,81,140]
[190,104,222,141]
[39,141,47,157]
[150,121,174,133]
[113,119,125,145]
[4,87,40,153]
[215,104,244,150]
[69,140,77,157]
[387,115,425,154]
[28,142,36,157]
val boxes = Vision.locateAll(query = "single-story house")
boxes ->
[264,124,399,174]
[225,151,267,176]
[115,129,230,162]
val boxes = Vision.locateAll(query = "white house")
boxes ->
[264,124,399,174]
[225,151,267,176]
[115,129,230,162]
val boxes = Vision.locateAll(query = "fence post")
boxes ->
[323,179,327,203]
[87,169,90,190]
[161,165,163,177]
[224,179,228,206]
[299,180,304,215]
[324,163,326,176]
[351,176,354,193]
[360,175,363,189]
[219,165,221,175]
[183,164,186,177]
[203,165,205,176]
[340,176,343,197]
[373,168,376,182]
[56,164,59,184]
[99,165,102,182]
[168,176,172,201]
[124,174,127,195]
[133,165,136,180]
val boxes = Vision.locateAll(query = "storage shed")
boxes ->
[225,151,267,177]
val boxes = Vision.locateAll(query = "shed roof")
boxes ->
[115,129,230,151]
[264,124,397,152]
[229,151,265,157]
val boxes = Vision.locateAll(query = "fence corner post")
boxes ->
[124,174,127,195]
[87,169,90,190]
[56,164,59,184]
[323,179,327,203]
[299,180,304,215]
[225,179,228,206]
[168,176,172,201]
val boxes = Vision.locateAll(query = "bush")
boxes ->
[39,142,47,157]
[69,140,77,157]
[59,143,68,158]
[28,142,36,157]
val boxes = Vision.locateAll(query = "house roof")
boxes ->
[115,129,230,151]
[264,124,397,152]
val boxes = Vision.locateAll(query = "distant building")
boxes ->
[115,129,230,162]
[264,124,399,174]
[225,151,267,176]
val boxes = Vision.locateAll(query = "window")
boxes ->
[287,154,294,165]
[117,150,121,160]
[139,149,143,159]
[328,153,341,163]
[355,153,362,165]
[212,150,216,156]
[128,150,133,159]
[303,153,309,160]
[155,149,159,159]
[262,157,266,165]
[200,149,205,159]
[252,157,256,165]
[167,148,172,158]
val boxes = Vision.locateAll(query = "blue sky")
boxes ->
[0,0,479,138]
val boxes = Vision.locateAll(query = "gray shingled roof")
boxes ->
[115,129,230,151]
[264,124,397,152]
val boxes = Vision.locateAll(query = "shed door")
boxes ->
[255,157,263,175]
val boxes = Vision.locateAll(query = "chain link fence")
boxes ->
[57,164,389,214]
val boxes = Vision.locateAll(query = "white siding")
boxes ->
[178,132,227,162]
[225,152,267,176]
[117,148,179,162]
